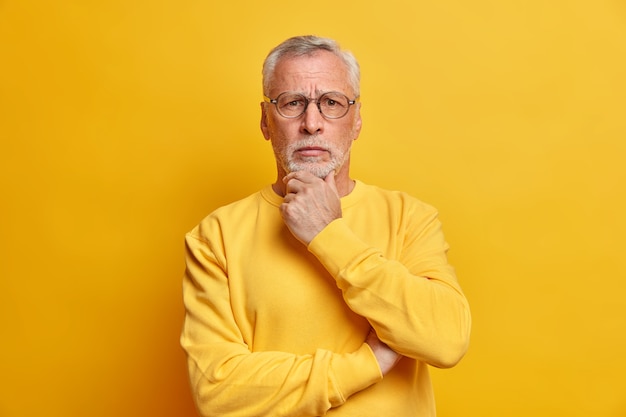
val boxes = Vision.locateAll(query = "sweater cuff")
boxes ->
[308,218,372,279]
[328,343,382,406]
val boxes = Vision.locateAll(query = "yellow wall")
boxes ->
[1,1,625,416]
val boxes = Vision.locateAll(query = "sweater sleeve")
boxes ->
[180,231,382,417]
[307,205,471,369]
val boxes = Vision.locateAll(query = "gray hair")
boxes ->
[262,35,360,97]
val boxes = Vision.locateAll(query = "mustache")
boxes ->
[289,136,330,151]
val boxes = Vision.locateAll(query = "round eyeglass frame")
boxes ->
[264,91,359,119]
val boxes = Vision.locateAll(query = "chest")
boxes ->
[221,203,407,352]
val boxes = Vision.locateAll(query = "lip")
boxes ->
[296,147,328,157]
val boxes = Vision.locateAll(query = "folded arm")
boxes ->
[180,233,383,417]
[308,209,472,368]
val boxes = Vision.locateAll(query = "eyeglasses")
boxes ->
[264,91,359,119]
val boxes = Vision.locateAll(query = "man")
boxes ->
[181,35,471,416]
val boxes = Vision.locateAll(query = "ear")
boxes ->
[352,102,363,140]
[260,102,271,140]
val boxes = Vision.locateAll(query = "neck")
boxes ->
[333,170,356,197]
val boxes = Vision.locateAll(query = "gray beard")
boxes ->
[278,137,349,179]
[285,159,338,179]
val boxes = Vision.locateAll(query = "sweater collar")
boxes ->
[260,180,367,210]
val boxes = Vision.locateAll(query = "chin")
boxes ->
[287,162,336,179]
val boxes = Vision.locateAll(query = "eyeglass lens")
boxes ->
[275,92,351,118]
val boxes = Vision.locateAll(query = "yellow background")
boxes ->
[1,1,625,416]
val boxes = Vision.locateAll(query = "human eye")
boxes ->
[278,94,305,110]
[321,93,347,108]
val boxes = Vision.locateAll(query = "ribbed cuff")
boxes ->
[308,219,373,279]
[327,344,382,406]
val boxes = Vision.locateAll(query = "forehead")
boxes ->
[269,51,351,95]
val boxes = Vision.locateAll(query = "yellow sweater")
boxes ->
[181,181,471,417]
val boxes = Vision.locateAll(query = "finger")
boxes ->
[283,170,318,184]
[282,192,296,203]
[284,171,321,195]
[284,177,303,195]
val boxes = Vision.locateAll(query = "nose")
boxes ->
[300,101,324,135]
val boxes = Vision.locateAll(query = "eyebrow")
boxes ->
[276,90,349,98]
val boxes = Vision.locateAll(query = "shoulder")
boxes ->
[187,188,269,240]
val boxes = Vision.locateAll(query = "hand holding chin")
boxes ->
[280,170,341,245]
